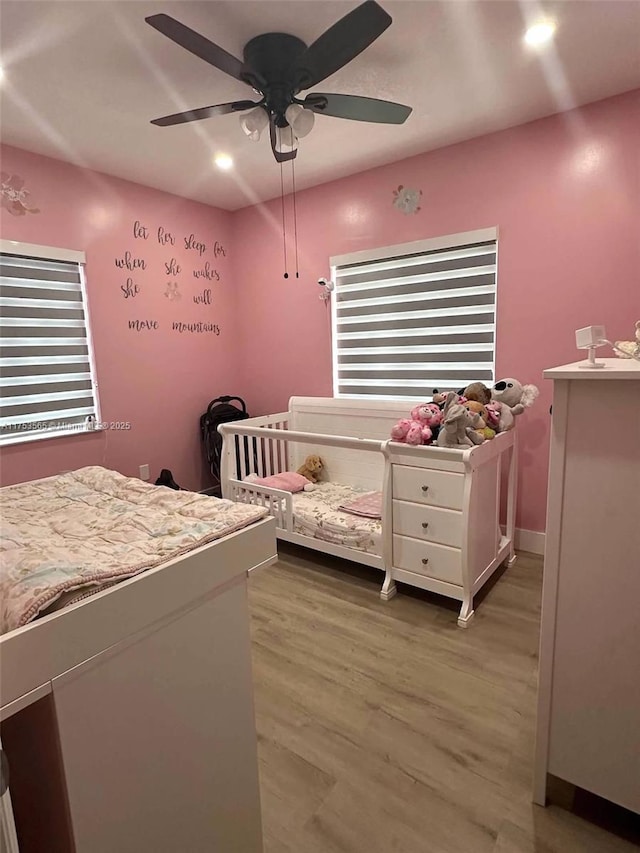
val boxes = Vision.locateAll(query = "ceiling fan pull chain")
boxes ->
[279,152,288,279]
[291,156,299,279]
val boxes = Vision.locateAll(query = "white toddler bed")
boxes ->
[220,397,518,627]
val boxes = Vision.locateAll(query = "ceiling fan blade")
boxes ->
[146,14,247,83]
[269,116,298,163]
[305,93,411,124]
[292,1,391,91]
[151,100,258,127]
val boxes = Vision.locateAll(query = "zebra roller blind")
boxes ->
[0,241,99,444]
[331,227,497,400]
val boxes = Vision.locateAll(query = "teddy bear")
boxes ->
[411,402,443,427]
[491,379,539,432]
[436,392,485,448]
[296,454,324,483]
[462,382,492,406]
[390,402,442,445]
[612,320,640,360]
[463,400,495,440]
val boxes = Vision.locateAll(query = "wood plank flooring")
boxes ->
[249,544,639,853]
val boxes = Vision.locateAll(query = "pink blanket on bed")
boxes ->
[337,491,383,519]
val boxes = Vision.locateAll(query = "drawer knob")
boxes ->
[422,557,429,565]
[421,485,429,492]
[422,522,429,530]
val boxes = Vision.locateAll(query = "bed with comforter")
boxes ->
[0,466,268,632]
[0,466,276,852]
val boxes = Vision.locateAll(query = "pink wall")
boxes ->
[0,145,236,490]
[231,91,640,533]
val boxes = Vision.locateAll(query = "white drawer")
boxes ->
[392,500,463,548]
[393,535,463,585]
[392,465,464,510]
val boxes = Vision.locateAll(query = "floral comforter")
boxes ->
[292,483,382,555]
[0,466,268,633]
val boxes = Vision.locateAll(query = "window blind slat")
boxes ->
[333,237,497,399]
[0,406,95,429]
[0,372,92,387]
[0,250,98,442]
[0,317,88,328]
[337,283,496,310]
[1,296,85,312]
[335,244,496,278]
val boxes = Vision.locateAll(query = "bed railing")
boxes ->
[226,480,292,530]
[218,416,388,529]
[219,412,291,487]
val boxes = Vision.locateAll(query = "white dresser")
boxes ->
[385,430,518,626]
[534,358,640,813]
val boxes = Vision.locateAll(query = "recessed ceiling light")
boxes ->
[214,153,233,171]
[0,66,5,82]
[524,21,556,47]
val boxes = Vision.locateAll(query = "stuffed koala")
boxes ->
[491,379,539,432]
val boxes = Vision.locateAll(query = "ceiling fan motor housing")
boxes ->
[242,33,310,118]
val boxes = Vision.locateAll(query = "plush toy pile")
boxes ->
[390,378,539,448]
[613,320,640,360]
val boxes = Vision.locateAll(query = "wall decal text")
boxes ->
[133,220,149,239]
[213,241,226,258]
[128,319,159,331]
[184,233,207,256]
[157,226,175,246]
[193,289,212,305]
[193,262,219,281]
[115,251,146,271]
[172,321,220,335]
[165,257,181,275]
[121,277,140,298]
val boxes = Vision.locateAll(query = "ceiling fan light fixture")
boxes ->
[275,124,298,153]
[239,106,269,141]
[285,104,315,139]
[146,3,412,163]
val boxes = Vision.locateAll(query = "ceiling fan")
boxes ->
[146,0,412,163]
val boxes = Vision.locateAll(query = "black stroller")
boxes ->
[200,395,252,498]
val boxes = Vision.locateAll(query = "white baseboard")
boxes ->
[501,526,545,556]
[515,527,545,556]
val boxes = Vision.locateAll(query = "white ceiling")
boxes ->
[1,0,639,211]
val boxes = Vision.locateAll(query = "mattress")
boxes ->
[291,483,382,555]
[0,466,268,633]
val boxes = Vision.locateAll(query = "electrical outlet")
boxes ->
[139,464,150,481]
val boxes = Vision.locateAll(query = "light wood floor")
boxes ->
[249,545,639,853]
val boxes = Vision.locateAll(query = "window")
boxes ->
[331,227,497,400]
[0,240,100,445]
